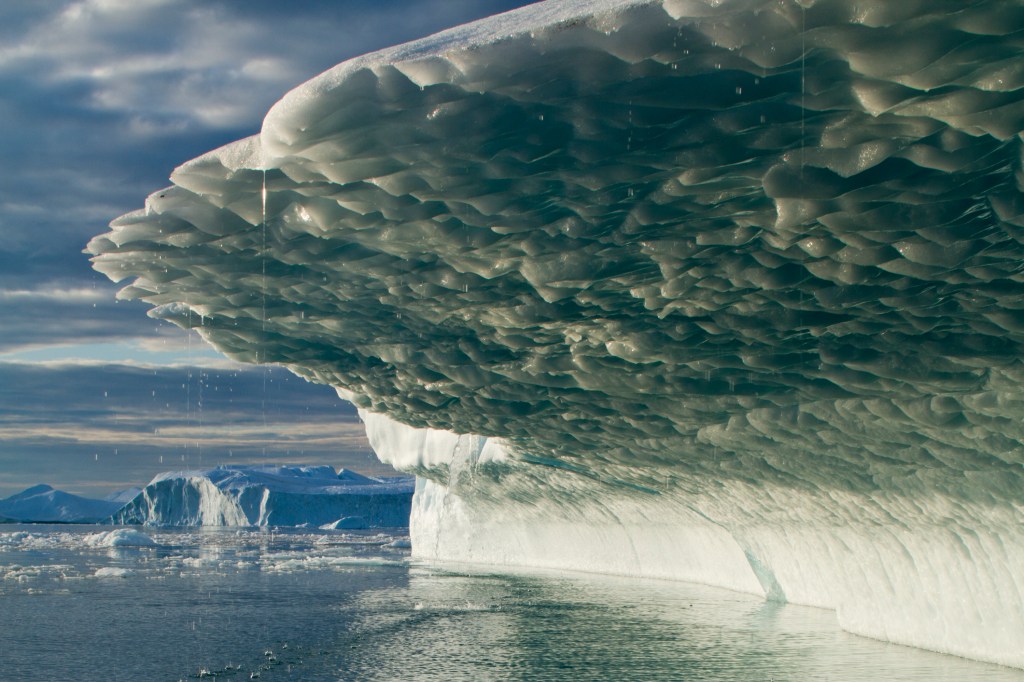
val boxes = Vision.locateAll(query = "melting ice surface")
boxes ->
[89,0,1024,668]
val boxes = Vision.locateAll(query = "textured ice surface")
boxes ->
[113,465,413,528]
[0,484,124,523]
[89,0,1024,667]
[84,529,159,547]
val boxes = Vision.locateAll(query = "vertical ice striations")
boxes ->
[112,465,414,527]
[89,0,1024,667]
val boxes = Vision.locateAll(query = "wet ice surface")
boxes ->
[1,526,1022,682]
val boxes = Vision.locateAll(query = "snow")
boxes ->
[114,465,413,528]
[0,484,125,523]
[88,0,1024,669]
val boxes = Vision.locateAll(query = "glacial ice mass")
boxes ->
[113,465,414,528]
[0,468,412,529]
[89,0,1024,668]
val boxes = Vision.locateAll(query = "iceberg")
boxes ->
[106,487,143,506]
[84,528,159,548]
[88,0,1024,668]
[112,465,414,528]
[0,484,125,523]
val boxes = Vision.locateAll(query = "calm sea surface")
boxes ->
[0,524,1020,681]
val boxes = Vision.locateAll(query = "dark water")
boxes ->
[0,525,1020,682]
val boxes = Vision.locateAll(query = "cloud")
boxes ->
[0,361,383,497]
[0,0,539,495]
[1,0,540,141]
[0,0,537,352]
[0,284,159,353]
[0,287,107,302]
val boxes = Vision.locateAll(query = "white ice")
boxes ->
[114,464,413,528]
[0,527,411,587]
[84,529,158,548]
[93,566,134,578]
[88,0,1024,668]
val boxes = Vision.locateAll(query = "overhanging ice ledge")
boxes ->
[89,0,1024,667]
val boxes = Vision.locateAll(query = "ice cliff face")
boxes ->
[113,465,413,528]
[89,0,1024,667]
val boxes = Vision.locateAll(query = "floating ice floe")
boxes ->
[84,529,159,548]
[94,567,134,578]
[261,555,405,573]
[0,563,76,582]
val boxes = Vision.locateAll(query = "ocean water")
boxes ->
[0,525,1020,682]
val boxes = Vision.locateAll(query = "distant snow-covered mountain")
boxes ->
[112,465,414,528]
[0,484,124,523]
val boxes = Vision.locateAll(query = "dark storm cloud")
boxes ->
[0,361,386,497]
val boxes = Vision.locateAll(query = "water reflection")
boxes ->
[335,565,1023,681]
[1,527,1021,681]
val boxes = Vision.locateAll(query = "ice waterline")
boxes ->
[89,0,1024,668]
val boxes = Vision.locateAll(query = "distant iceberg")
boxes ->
[105,486,143,506]
[0,467,410,528]
[112,465,414,528]
[0,484,124,523]
[89,0,1024,669]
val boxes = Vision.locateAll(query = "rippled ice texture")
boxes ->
[1,526,1022,682]
[88,0,1024,668]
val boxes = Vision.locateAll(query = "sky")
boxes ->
[0,0,539,497]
